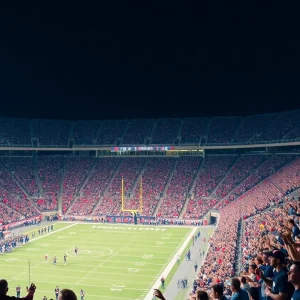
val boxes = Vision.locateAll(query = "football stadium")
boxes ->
[1,114,300,300]
[1,3,300,300]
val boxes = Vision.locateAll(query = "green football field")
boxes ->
[0,223,198,300]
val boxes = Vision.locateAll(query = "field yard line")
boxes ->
[7,224,77,280]
[29,280,147,290]
[143,227,198,300]
[25,223,77,245]
[14,223,76,271]
[75,241,133,285]
[32,288,134,300]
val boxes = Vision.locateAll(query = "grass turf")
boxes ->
[0,223,192,300]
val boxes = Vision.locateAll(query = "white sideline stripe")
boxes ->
[26,223,77,244]
[144,227,197,300]
[14,281,147,290]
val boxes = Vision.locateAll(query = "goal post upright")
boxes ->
[139,176,143,212]
[121,175,143,214]
[121,176,124,211]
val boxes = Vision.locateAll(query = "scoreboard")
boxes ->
[111,146,175,152]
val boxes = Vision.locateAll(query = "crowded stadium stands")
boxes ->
[207,117,241,144]
[33,119,71,146]
[73,120,101,145]
[61,157,95,213]
[1,112,300,300]
[97,119,128,145]
[126,157,176,215]
[122,119,155,144]
[157,157,202,218]
[37,157,62,210]
[68,158,121,215]
[1,111,300,147]
[92,158,145,215]
[0,151,298,223]
[198,157,300,287]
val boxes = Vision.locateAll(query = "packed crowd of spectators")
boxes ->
[241,199,295,265]
[285,121,300,140]
[184,156,234,218]
[197,156,300,290]
[34,119,71,146]
[93,158,145,215]
[61,157,95,214]
[185,198,217,220]
[181,118,208,144]
[68,158,121,215]
[215,155,264,198]
[129,158,175,216]
[258,110,300,142]
[0,234,29,253]
[0,118,31,145]
[0,189,39,219]
[0,203,23,225]
[269,157,300,193]
[194,156,235,198]
[122,119,155,144]
[73,120,101,145]
[2,157,40,197]
[0,163,39,218]
[207,117,241,144]
[37,157,62,210]
[158,157,202,218]
[151,118,181,144]
[1,112,300,148]
[232,114,274,143]
[0,154,298,222]
[97,119,128,145]
[1,152,300,300]
[222,155,296,206]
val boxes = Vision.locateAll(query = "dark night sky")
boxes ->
[0,3,299,120]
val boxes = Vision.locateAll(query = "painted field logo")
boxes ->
[5,258,17,262]
[127,268,140,272]
[156,241,165,245]
[92,226,166,231]
[66,248,113,258]
[110,285,125,291]
[142,254,153,259]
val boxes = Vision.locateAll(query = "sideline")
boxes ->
[21,223,77,245]
[59,220,216,229]
[143,227,198,300]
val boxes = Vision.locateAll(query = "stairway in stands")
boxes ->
[65,158,98,215]
[57,159,67,214]
[152,158,178,216]
[179,158,205,219]
[90,158,123,214]
[209,155,238,196]
[33,156,45,199]
[1,158,41,212]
